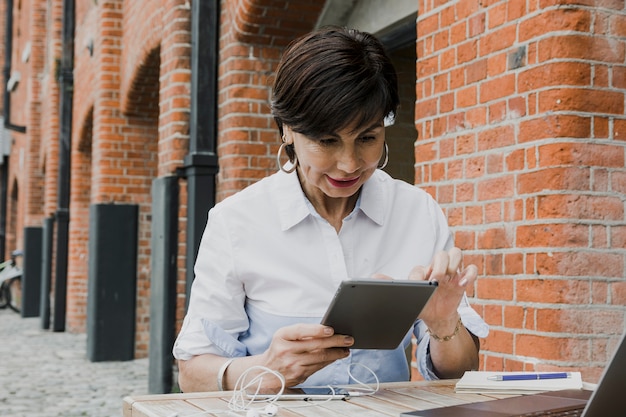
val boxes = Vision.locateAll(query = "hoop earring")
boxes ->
[378,142,389,169]
[276,142,297,174]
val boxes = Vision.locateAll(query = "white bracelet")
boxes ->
[217,358,235,391]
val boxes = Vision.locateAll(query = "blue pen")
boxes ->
[487,372,571,381]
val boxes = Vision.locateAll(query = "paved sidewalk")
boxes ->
[0,308,150,417]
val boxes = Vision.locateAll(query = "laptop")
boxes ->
[401,329,626,417]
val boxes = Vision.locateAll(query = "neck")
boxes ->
[299,176,360,233]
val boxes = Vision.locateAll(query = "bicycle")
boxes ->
[0,250,24,313]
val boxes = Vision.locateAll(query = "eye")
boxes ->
[358,135,378,144]
[318,138,338,146]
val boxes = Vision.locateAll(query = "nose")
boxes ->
[336,145,360,173]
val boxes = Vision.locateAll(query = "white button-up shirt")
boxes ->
[173,169,489,384]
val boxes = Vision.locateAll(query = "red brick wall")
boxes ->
[65,0,179,354]
[215,0,325,201]
[416,0,626,383]
[6,0,30,130]
[65,109,92,332]
[156,1,192,176]
[5,0,44,260]
[65,2,97,333]
[73,3,98,153]
[0,0,194,354]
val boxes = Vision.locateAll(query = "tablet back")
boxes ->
[321,279,437,349]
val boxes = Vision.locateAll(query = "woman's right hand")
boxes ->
[177,324,352,393]
[259,323,353,390]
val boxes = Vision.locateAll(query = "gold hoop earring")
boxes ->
[378,142,389,169]
[277,142,297,174]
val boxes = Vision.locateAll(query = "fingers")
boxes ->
[267,324,352,387]
[458,264,478,287]
[414,248,477,327]
[447,247,463,275]
[408,265,430,281]
[279,346,351,387]
[430,247,462,281]
[273,324,354,353]
[274,323,334,342]
[412,247,475,288]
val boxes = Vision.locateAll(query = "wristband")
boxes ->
[217,358,235,391]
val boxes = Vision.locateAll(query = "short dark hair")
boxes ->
[271,26,399,160]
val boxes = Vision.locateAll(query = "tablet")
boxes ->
[321,279,438,349]
[246,387,351,401]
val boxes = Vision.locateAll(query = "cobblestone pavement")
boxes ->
[0,308,150,417]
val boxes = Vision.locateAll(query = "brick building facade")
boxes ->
[1,0,625,386]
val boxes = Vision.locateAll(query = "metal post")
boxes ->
[183,0,220,303]
[52,0,75,332]
[40,216,54,329]
[148,176,179,394]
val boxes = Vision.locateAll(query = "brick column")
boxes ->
[159,0,191,176]
[23,0,47,227]
[215,0,325,201]
[41,0,63,218]
[92,0,124,201]
[67,0,161,357]
[65,0,127,334]
[415,1,626,383]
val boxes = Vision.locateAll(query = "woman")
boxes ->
[173,26,488,393]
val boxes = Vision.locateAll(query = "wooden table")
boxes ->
[123,380,519,417]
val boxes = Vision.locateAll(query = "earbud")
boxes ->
[244,404,278,417]
[264,404,278,416]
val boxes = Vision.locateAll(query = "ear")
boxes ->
[282,125,294,145]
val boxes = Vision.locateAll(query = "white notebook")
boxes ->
[455,371,583,394]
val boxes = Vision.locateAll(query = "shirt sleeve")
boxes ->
[415,293,490,380]
[172,207,249,360]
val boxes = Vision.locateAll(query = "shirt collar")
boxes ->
[275,169,388,231]
[275,170,312,231]
[358,170,386,225]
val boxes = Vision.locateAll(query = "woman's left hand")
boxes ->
[407,247,480,378]
[409,247,477,330]
[375,247,479,378]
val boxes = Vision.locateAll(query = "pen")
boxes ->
[487,372,571,381]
